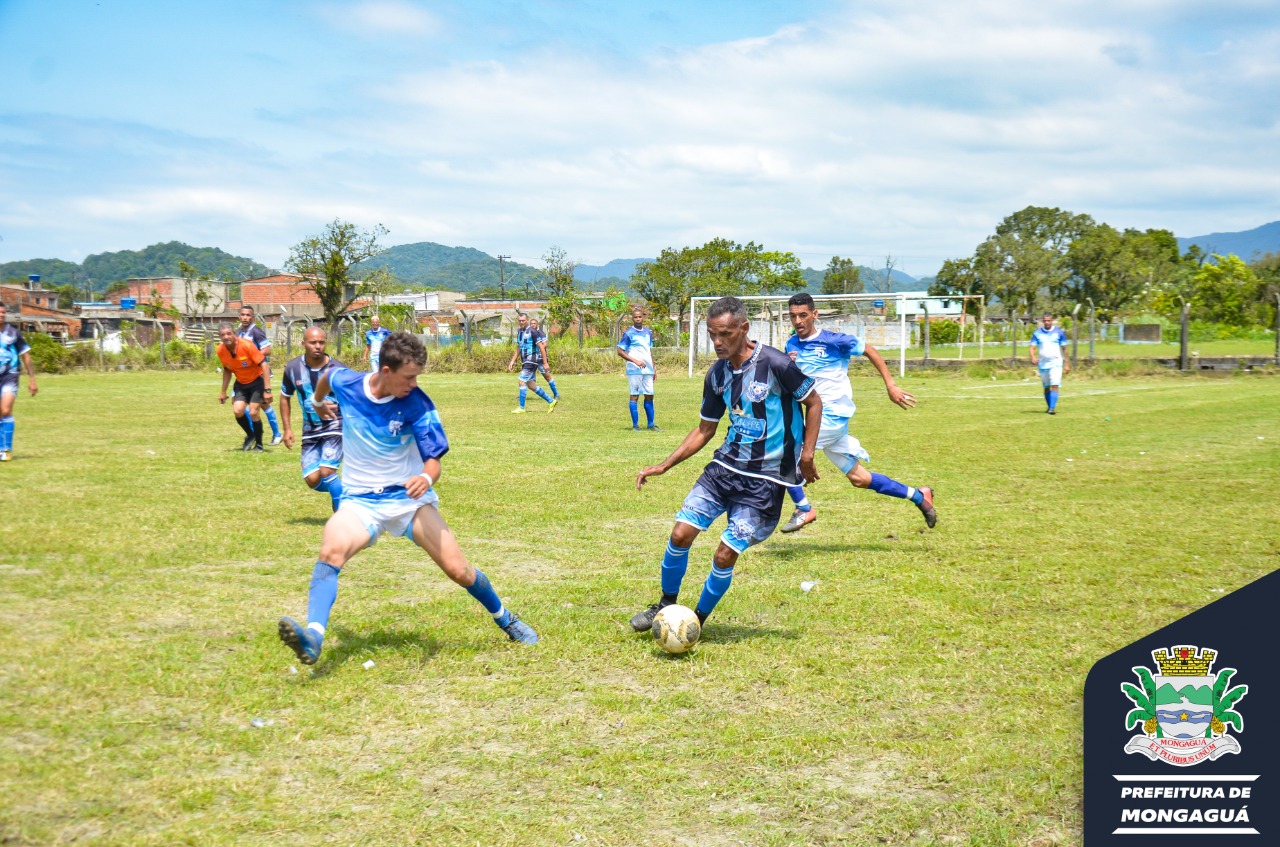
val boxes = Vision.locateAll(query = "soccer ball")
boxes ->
[651,604,701,654]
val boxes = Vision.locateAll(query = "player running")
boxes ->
[277,332,538,665]
[628,296,822,632]
[0,303,38,462]
[237,306,283,445]
[506,313,557,413]
[777,293,936,533]
[617,307,659,431]
[1030,312,1070,415]
[280,326,346,512]
[216,323,267,452]
[364,315,392,372]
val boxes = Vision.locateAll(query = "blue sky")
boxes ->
[1,0,1277,277]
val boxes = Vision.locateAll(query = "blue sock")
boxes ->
[0,416,12,451]
[643,399,655,427]
[534,387,552,403]
[315,474,344,511]
[786,485,811,510]
[696,564,734,619]
[518,386,527,409]
[307,562,341,634]
[661,541,691,596]
[265,407,280,438]
[629,401,639,427]
[1048,388,1059,411]
[548,378,559,399]
[1044,387,1051,408]
[868,472,910,500]
[466,568,513,627]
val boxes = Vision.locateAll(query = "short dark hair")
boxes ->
[788,292,815,309]
[239,305,255,314]
[379,332,427,371]
[707,296,747,324]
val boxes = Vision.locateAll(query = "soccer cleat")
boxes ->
[647,425,662,432]
[242,435,256,451]
[500,613,539,644]
[547,398,558,413]
[632,425,641,432]
[511,408,527,414]
[916,486,937,528]
[0,451,9,462]
[251,443,265,453]
[270,434,284,446]
[629,601,671,632]
[278,616,322,665]
[779,507,817,533]
[1048,409,1056,415]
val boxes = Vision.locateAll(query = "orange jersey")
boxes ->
[217,337,265,384]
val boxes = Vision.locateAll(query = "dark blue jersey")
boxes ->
[516,327,547,365]
[700,342,815,486]
[281,355,345,439]
[0,324,30,376]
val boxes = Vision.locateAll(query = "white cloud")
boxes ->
[318,0,441,38]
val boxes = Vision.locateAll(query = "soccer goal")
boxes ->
[687,292,987,377]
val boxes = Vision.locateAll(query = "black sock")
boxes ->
[252,418,263,446]
[660,593,678,607]
[235,414,253,436]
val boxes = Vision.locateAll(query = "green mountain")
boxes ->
[356,242,541,292]
[1,241,272,298]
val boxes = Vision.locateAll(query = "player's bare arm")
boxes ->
[798,390,822,484]
[20,350,36,396]
[309,372,340,420]
[636,419,718,490]
[279,396,295,449]
[219,368,232,404]
[863,345,916,409]
[404,457,442,499]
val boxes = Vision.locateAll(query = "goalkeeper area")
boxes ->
[686,292,985,377]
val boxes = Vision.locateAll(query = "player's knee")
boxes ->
[712,545,738,569]
[670,523,699,548]
[304,472,321,488]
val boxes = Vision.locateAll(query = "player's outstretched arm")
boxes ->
[862,345,915,409]
[636,419,717,490]
[309,372,339,419]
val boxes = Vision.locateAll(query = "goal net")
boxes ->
[687,292,914,377]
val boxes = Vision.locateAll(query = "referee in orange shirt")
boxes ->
[217,323,268,451]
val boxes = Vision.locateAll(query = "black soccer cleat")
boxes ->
[629,601,670,632]
[916,486,937,529]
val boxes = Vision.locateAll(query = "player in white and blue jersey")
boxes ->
[364,315,393,371]
[1030,313,1070,414]
[277,332,538,664]
[778,293,936,533]
[237,306,282,445]
[628,297,822,633]
[617,308,659,431]
[505,313,557,413]
[0,303,38,462]
[280,327,346,512]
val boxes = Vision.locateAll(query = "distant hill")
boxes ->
[575,259,646,284]
[356,242,541,292]
[1177,220,1280,262]
[1,241,272,296]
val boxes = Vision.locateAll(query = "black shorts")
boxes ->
[233,377,265,405]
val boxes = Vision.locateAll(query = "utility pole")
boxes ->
[498,255,510,300]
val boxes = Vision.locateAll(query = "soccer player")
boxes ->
[277,332,538,664]
[280,327,346,512]
[617,307,659,431]
[364,315,393,372]
[1030,312,1070,415]
[505,313,557,413]
[528,319,561,401]
[628,296,822,632]
[778,292,936,533]
[237,306,283,445]
[217,323,268,451]
[0,303,38,462]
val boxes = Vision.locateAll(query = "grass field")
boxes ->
[2,367,1278,846]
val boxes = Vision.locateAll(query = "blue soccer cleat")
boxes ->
[278,616,322,664]
[500,613,539,645]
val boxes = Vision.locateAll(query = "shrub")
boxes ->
[25,333,69,374]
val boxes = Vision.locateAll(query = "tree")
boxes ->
[928,257,985,315]
[284,220,389,325]
[1189,254,1260,326]
[821,256,863,295]
[979,206,1093,316]
[542,246,580,336]
[1065,226,1180,320]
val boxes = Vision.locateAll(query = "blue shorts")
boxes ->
[675,462,786,554]
[0,373,18,395]
[300,434,342,477]
[518,362,544,382]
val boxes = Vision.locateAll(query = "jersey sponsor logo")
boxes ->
[730,407,765,439]
[743,380,771,403]
[807,344,827,359]
[388,417,404,435]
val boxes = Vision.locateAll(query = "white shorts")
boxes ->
[628,374,654,396]
[340,486,440,547]
[1039,364,1063,387]
[817,416,870,475]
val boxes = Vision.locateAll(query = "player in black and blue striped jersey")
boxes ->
[0,303,38,462]
[280,326,346,512]
[237,306,283,445]
[628,296,822,633]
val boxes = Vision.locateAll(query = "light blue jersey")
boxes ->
[365,328,393,367]
[0,324,30,376]
[325,367,448,495]
[785,329,863,421]
[617,326,655,375]
[1031,326,1068,370]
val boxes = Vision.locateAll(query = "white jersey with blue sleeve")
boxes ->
[617,326,655,375]
[785,329,863,420]
[325,367,448,495]
[365,328,392,365]
[1031,327,1068,370]
[0,324,31,376]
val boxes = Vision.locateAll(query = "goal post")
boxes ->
[686,292,986,376]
